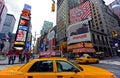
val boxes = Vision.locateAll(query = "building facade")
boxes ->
[1,14,16,34]
[0,0,7,32]
[57,0,120,57]
[108,0,120,19]
[56,0,69,50]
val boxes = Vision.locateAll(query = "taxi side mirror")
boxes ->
[74,69,80,73]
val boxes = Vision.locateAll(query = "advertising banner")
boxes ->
[20,19,29,26]
[21,9,30,20]
[24,4,31,11]
[19,26,28,31]
[16,30,27,42]
[70,1,92,24]
[67,19,91,44]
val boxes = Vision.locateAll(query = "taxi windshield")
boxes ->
[68,59,83,71]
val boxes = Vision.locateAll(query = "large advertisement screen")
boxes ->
[21,9,30,20]
[19,26,28,31]
[70,1,92,24]
[20,19,29,26]
[67,19,91,44]
[16,30,27,42]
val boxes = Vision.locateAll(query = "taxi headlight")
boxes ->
[110,75,116,78]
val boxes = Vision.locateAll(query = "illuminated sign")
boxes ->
[24,4,31,10]
[84,42,94,48]
[19,26,28,31]
[21,9,30,20]
[14,41,25,45]
[16,30,27,41]
[20,19,29,26]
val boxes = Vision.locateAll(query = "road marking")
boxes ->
[100,60,120,65]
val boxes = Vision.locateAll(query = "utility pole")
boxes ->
[33,32,36,53]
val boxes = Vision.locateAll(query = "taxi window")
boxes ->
[28,60,53,72]
[56,61,78,72]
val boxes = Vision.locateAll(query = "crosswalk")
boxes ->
[100,60,120,65]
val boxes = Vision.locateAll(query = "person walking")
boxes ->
[26,52,31,62]
[8,50,14,64]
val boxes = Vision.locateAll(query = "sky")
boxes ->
[4,0,114,36]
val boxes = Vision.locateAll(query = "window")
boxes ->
[56,61,78,72]
[28,60,53,72]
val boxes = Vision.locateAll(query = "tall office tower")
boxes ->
[56,0,69,46]
[0,0,7,32]
[1,14,16,34]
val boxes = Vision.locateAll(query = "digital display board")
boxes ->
[21,9,30,20]
[20,19,29,26]
[16,30,27,42]
[19,26,28,31]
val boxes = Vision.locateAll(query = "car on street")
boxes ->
[0,57,115,78]
[74,54,99,64]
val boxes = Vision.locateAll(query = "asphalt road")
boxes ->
[91,58,120,78]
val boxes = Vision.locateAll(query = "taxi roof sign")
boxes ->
[39,50,63,58]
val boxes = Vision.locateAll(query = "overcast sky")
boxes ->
[4,0,114,35]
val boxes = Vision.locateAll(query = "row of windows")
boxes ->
[28,60,78,72]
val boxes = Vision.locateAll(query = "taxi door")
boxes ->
[55,60,84,78]
[26,60,56,78]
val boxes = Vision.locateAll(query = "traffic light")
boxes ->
[112,30,118,37]
[52,3,55,12]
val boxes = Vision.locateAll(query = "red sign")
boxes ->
[70,1,91,24]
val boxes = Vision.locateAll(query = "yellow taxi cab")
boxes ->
[74,54,99,64]
[0,57,115,78]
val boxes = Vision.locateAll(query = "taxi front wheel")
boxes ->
[96,60,99,64]
[86,61,89,64]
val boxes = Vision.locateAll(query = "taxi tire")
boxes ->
[96,60,99,64]
[86,61,89,64]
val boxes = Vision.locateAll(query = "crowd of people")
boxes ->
[7,49,31,64]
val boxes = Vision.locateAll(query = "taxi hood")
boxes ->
[78,64,113,75]
[0,65,23,72]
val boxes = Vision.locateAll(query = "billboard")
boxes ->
[16,30,27,42]
[70,1,92,24]
[67,19,91,44]
[24,4,31,10]
[20,19,29,26]
[21,9,30,20]
[19,26,28,31]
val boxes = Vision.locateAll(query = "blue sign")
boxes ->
[24,4,31,10]
[19,26,28,31]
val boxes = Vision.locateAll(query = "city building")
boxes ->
[57,0,120,57]
[108,0,120,19]
[56,0,69,53]
[0,0,7,32]
[1,14,16,34]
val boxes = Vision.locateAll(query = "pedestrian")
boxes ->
[26,52,31,62]
[8,50,14,64]
[21,53,26,63]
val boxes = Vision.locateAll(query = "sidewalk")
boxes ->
[0,57,21,65]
